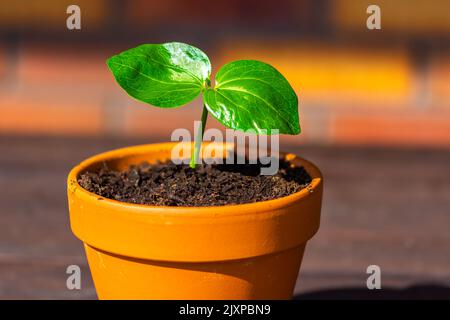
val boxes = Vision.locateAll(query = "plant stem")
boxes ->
[189,104,208,169]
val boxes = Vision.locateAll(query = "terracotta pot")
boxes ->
[67,142,323,299]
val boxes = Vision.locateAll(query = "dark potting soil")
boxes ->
[78,159,312,207]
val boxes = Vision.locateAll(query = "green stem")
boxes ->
[189,104,208,169]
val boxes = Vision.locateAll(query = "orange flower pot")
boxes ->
[67,142,323,300]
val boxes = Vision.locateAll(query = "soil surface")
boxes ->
[78,159,312,207]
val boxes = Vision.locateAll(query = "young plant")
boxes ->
[107,42,300,169]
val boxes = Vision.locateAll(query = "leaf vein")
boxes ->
[110,61,201,87]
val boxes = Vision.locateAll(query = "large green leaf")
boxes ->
[107,42,211,108]
[204,60,300,134]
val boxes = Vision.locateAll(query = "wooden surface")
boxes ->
[0,135,449,300]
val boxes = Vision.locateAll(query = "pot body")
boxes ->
[67,142,323,300]
[84,244,305,299]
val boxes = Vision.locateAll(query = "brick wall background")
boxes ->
[0,0,449,147]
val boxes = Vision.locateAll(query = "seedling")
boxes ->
[107,42,300,169]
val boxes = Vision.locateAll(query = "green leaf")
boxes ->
[204,60,300,134]
[107,42,211,108]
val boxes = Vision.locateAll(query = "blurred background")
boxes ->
[0,0,449,299]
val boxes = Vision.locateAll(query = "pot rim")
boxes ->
[68,142,323,217]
